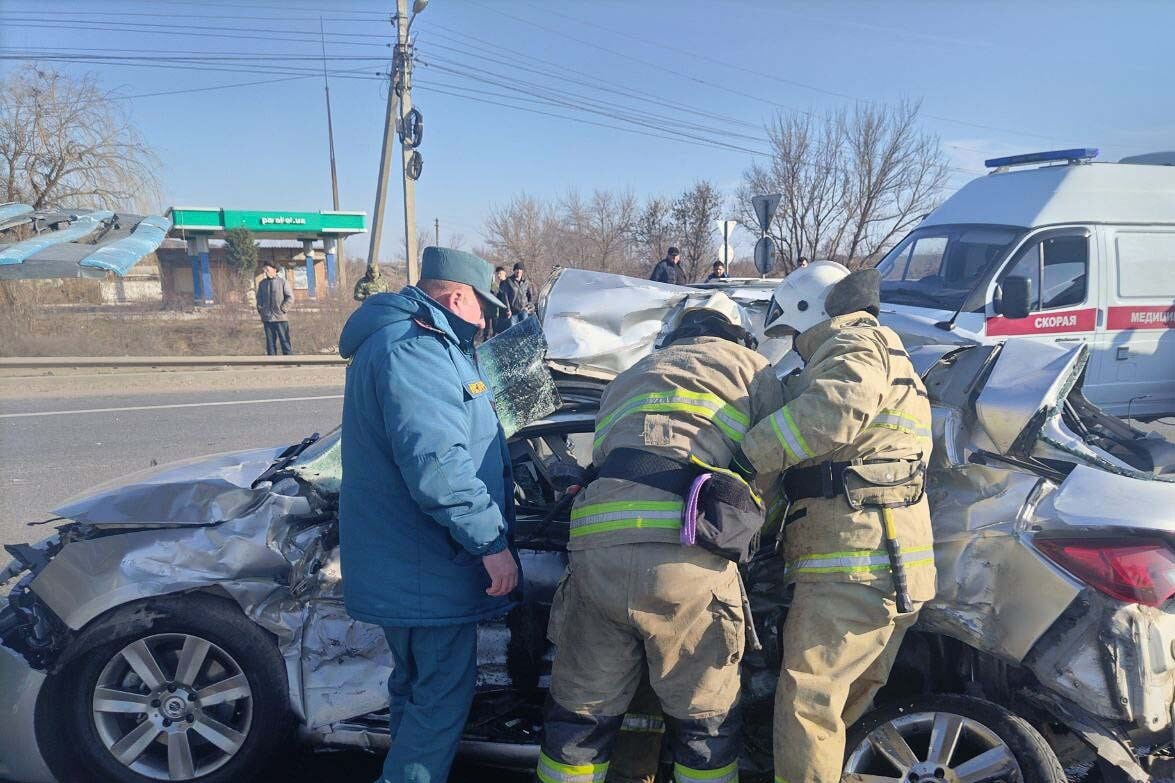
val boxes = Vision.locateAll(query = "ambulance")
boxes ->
[876,148,1175,418]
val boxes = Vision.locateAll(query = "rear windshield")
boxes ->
[876,225,1025,312]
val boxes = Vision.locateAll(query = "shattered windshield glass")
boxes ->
[477,315,561,438]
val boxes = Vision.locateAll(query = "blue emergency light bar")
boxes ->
[984,148,1099,169]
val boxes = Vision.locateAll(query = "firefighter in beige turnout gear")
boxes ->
[732,262,936,783]
[538,294,783,783]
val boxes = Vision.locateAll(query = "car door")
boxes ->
[1091,227,1175,418]
[987,227,1098,356]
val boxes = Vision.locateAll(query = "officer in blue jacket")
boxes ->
[338,246,520,783]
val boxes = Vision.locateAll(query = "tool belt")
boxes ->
[598,448,763,564]
[782,457,925,615]
[784,458,925,509]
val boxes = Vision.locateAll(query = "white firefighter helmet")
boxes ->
[763,260,850,336]
[663,291,757,349]
[681,292,748,331]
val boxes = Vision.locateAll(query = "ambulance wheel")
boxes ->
[844,694,1065,783]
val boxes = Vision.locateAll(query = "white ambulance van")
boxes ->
[876,148,1175,419]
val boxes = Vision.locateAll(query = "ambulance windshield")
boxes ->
[876,225,1024,312]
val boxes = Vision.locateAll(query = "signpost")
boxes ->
[750,194,781,276]
[754,236,775,275]
[718,219,738,265]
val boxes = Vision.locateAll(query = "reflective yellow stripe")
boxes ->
[769,405,812,462]
[868,408,931,440]
[571,500,684,519]
[537,751,610,783]
[786,546,934,575]
[674,761,739,783]
[569,500,684,538]
[593,388,748,447]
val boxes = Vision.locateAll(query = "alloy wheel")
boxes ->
[91,633,253,781]
[845,711,1023,783]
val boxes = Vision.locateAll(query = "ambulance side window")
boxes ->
[1003,235,1088,312]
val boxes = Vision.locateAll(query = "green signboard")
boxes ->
[168,207,366,236]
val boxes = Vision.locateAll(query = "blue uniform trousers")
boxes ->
[379,623,479,783]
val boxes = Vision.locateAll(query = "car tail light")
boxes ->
[1035,537,1175,608]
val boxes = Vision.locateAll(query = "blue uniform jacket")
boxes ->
[338,286,515,627]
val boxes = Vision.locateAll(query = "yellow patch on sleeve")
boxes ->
[466,380,487,396]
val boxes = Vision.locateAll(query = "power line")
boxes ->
[514,0,1060,144]
[418,55,771,147]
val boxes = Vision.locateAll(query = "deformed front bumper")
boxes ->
[0,637,54,783]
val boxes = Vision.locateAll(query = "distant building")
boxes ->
[162,207,367,306]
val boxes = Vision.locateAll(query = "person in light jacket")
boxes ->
[256,262,294,355]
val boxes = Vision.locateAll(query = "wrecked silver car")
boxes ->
[3,270,1175,783]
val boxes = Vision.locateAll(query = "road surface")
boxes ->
[1,385,344,545]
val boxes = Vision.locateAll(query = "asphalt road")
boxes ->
[0,385,344,545]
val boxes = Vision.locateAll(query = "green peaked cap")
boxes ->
[420,246,506,309]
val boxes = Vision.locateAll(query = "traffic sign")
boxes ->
[718,243,735,264]
[751,194,781,234]
[754,236,775,275]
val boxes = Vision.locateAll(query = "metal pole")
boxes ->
[434,218,439,246]
[397,0,420,284]
[320,18,345,292]
[366,8,402,277]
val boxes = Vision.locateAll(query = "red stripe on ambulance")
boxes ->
[986,308,1096,336]
[1106,305,1175,330]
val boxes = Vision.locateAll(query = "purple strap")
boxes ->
[682,472,712,546]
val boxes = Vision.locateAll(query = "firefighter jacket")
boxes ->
[569,335,784,551]
[741,311,936,600]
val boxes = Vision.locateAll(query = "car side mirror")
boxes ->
[998,275,1033,320]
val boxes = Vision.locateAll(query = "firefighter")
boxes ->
[538,293,783,783]
[730,261,936,783]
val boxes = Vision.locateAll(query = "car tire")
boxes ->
[43,593,291,783]
[844,694,1065,783]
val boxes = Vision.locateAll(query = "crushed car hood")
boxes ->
[52,446,286,526]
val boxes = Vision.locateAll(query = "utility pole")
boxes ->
[366,0,425,284]
[320,18,345,292]
[434,218,439,246]
[396,0,420,283]
[365,9,402,280]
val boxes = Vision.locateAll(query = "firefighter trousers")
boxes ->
[773,581,920,783]
[539,543,746,783]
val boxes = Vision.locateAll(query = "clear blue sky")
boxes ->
[2,0,1171,262]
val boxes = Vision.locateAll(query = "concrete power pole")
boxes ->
[321,18,345,292]
[367,0,425,284]
[365,9,402,280]
[397,0,420,283]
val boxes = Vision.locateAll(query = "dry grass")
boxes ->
[0,301,358,357]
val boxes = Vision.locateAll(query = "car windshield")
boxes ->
[876,225,1025,312]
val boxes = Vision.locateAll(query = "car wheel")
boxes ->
[844,694,1065,783]
[48,594,291,783]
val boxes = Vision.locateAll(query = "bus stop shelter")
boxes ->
[166,207,366,304]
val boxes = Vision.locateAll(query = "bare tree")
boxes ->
[631,197,674,271]
[672,180,723,282]
[558,188,638,274]
[483,193,559,276]
[0,65,161,211]
[737,100,947,271]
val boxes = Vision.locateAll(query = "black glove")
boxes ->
[729,446,757,482]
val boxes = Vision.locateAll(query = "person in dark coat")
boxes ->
[650,246,687,286]
[256,262,293,355]
[338,246,519,783]
[496,262,536,331]
[705,260,730,282]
